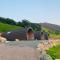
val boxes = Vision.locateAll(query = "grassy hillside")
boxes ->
[41,23,60,39]
[0,23,22,32]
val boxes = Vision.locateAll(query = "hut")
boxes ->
[34,31,49,40]
[1,27,49,41]
[1,27,34,41]
[34,31,41,40]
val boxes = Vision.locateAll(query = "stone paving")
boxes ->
[0,40,60,60]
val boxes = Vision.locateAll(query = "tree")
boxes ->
[6,18,16,25]
[16,21,23,27]
[22,19,31,27]
[30,23,41,31]
[0,17,6,23]
[0,17,16,25]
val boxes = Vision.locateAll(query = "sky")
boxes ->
[0,0,60,25]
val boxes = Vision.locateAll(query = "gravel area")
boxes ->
[0,44,40,60]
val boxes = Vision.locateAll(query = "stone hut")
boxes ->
[1,27,34,41]
[34,31,49,40]
[34,31,41,40]
[1,27,49,41]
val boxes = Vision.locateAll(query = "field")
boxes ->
[46,44,60,60]
[0,23,22,32]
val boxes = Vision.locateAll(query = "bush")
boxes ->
[46,45,60,60]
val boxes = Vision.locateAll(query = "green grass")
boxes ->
[46,44,60,60]
[49,34,60,39]
[0,23,22,32]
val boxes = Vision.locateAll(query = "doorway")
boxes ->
[27,29,34,40]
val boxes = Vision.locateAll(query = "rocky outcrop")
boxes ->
[0,33,6,42]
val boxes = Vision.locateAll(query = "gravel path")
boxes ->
[0,44,40,60]
[0,40,56,60]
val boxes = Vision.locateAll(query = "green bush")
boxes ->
[46,45,60,60]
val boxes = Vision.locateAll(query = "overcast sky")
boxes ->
[0,0,60,25]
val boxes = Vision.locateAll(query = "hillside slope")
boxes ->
[0,23,22,32]
[40,23,60,39]
[40,23,60,32]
